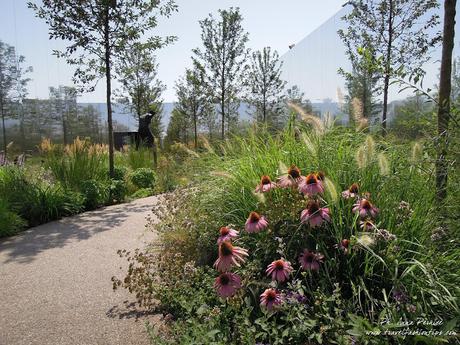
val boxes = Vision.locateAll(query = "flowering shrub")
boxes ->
[116,128,459,345]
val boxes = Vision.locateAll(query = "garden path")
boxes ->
[0,196,161,345]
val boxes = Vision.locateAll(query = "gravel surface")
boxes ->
[0,196,160,345]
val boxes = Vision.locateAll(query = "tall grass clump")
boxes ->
[0,198,26,237]
[0,166,84,227]
[115,123,459,344]
[122,145,155,170]
[39,137,109,190]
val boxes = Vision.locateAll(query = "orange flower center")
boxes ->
[306,173,318,185]
[265,290,277,302]
[361,199,372,210]
[249,211,261,223]
[288,165,301,178]
[220,227,229,236]
[219,274,230,285]
[304,253,314,263]
[219,241,234,257]
[261,175,271,185]
[274,260,285,270]
[349,183,359,193]
[307,200,320,213]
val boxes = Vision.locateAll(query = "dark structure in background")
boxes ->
[113,110,158,167]
[135,111,155,149]
[113,131,137,150]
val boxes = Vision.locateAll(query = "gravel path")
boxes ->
[0,196,160,345]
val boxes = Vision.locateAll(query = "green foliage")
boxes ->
[0,199,26,237]
[40,138,109,190]
[192,7,249,139]
[245,47,287,129]
[124,145,154,170]
[389,94,436,139]
[116,126,459,344]
[130,187,154,199]
[109,179,127,204]
[80,179,107,210]
[116,43,166,135]
[130,167,156,189]
[173,67,213,148]
[0,166,84,227]
[111,165,128,181]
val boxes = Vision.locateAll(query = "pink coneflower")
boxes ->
[217,226,239,244]
[299,173,324,196]
[335,239,350,254]
[260,288,283,310]
[353,199,379,219]
[342,183,359,199]
[214,272,242,298]
[245,211,268,233]
[278,165,303,188]
[214,241,249,272]
[255,175,277,193]
[299,249,324,271]
[300,200,330,228]
[266,259,293,283]
[360,219,376,231]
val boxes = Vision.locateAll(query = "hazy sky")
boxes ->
[0,0,345,102]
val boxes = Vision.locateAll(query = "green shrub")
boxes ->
[0,199,26,237]
[111,166,128,180]
[109,179,127,204]
[130,187,154,199]
[131,168,156,189]
[80,179,107,210]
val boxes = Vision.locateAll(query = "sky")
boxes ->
[0,0,346,103]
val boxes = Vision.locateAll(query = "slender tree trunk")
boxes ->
[193,111,198,149]
[221,95,225,140]
[382,1,393,136]
[436,0,456,203]
[1,101,6,155]
[104,5,115,178]
[262,93,267,124]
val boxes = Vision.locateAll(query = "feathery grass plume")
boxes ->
[278,161,288,175]
[351,97,369,131]
[323,112,334,130]
[411,142,423,164]
[356,135,375,169]
[174,142,200,158]
[378,153,390,176]
[210,170,234,180]
[365,135,375,160]
[253,190,266,205]
[199,135,215,155]
[6,141,14,150]
[355,145,367,169]
[38,138,54,153]
[356,233,375,247]
[324,177,338,203]
[288,102,324,134]
[301,132,317,158]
